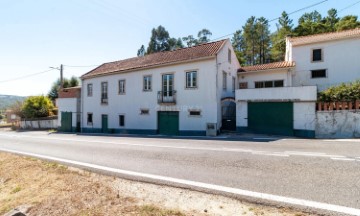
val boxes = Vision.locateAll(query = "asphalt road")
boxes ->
[0,131,360,215]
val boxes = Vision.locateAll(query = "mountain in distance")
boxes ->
[0,95,26,111]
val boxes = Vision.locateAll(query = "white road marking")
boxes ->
[253,137,278,140]
[251,151,289,157]
[323,139,360,142]
[331,158,356,162]
[0,148,359,216]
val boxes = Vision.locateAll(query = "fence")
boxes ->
[316,101,360,111]
[20,116,58,130]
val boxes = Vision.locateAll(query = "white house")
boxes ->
[57,87,81,132]
[78,39,240,136]
[236,28,360,138]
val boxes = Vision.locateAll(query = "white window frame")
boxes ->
[140,109,150,115]
[101,82,108,104]
[87,113,93,125]
[223,72,227,90]
[186,71,197,89]
[118,79,126,94]
[143,75,152,91]
[311,48,323,62]
[87,83,93,97]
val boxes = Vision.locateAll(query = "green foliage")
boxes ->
[21,96,55,119]
[318,80,360,102]
[271,11,293,61]
[146,25,172,54]
[335,15,360,31]
[137,45,146,57]
[48,76,80,101]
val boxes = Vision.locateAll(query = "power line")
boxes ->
[339,0,360,13]
[63,64,100,68]
[0,68,56,84]
[211,0,329,41]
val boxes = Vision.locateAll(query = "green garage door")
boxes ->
[248,102,294,136]
[61,112,72,132]
[158,111,179,135]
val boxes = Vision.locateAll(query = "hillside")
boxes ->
[0,95,25,111]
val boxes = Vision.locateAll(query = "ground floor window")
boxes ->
[311,69,326,78]
[255,80,284,88]
[87,113,93,125]
[119,115,125,127]
[189,110,201,117]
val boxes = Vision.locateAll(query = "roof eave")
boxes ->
[238,66,295,74]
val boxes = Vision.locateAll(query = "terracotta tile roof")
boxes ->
[58,86,81,98]
[82,40,227,79]
[238,61,295,73]
[289,28,360,46]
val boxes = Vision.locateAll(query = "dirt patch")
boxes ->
[0,153,314,216]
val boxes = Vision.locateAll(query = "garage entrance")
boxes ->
[158,111,179,135]
[248,102,294,136]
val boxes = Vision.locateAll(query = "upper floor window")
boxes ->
[143,76,152,91]
[101,82,108,104]
[255,80,284,88]
[87,84,93,97]
[228,49,232,63]
[223,72,227,90]
[186,71,197,88]
[118,80,126,94]
[239,82,248,89]
[311,69,327,78]
[312,49,322,62]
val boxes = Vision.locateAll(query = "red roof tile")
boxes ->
[58,87,81,98]
[289,28,360,46]
[81,40,227,79]
[238,61,295,73]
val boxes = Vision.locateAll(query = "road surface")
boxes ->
[0,131,359,215]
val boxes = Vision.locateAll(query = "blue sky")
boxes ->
[0,0,359,96]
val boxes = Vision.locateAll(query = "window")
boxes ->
[119,115,125,127]
[311,69,326,78]
[255,80,284,88]
[228,49,232,63]
[223,72,227,90]
[232,77,236,92]
[101,82,108,104]
[143,76,152,91]
[312,49,322,62]
[189,110,201,116]
[118,80,126,94]
[239,82,248,89]
[140,109,149,115]
[87,113,93,125]
[87,84,93,97]
[186,71,197,88]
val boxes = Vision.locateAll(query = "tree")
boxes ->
[242,16,258,65]
[271,11,293,61]
[324,8,340,32]
[182,35,198,47]
[231,30,246,65]
[21,96,55,119]
[256,17,271,64]
[146,25,171,54]
[137,45,145,57]
[48,76,80,101]
[168,37,184,51]
[294,11,327,36]
[197,29,212,44]
[335,15,360,31]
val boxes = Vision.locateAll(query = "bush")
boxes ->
[318,80,360,102]
[21,96,55,119]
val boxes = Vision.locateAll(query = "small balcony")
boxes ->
[158,91,177,104]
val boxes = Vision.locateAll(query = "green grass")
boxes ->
[10,186,22,194]
[138,205,185,216]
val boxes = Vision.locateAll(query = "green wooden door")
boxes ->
[61,112,72,132]
[248,102,294,136]
[102,115,108,133]
[158,111,179,135]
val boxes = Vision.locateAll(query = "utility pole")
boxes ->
[60,64,64,89]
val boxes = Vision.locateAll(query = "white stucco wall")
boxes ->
[235,86,317,134]
[237,69,292,89]
[290,38,360,91]
[57,98,78,127]
[81,59,219,133]
[216,40,240,129]
[316,111,360,138]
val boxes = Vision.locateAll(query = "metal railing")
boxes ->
[157,90,177,104]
